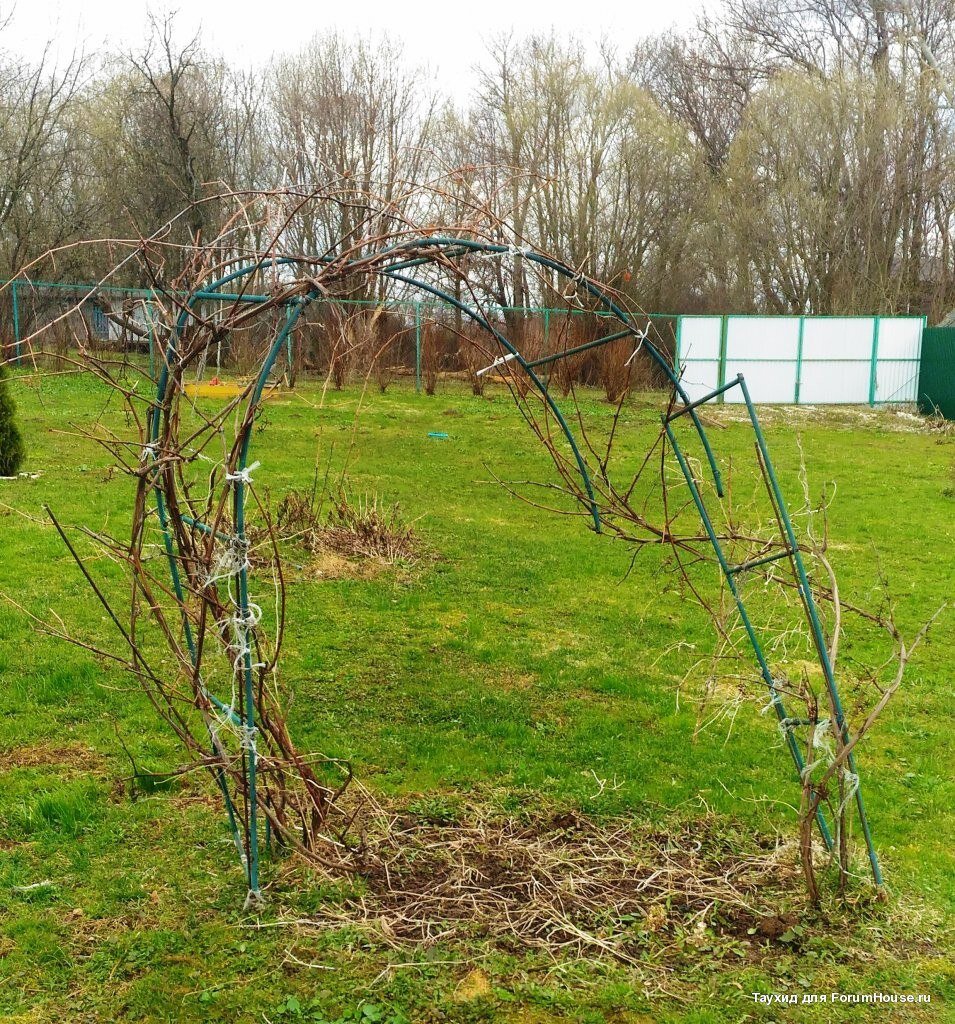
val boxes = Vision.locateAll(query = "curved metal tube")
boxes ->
[145,238,880,894]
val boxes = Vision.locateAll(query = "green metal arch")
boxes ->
[144,239,881,900]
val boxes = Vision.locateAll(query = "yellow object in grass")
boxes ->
[184,379,281,400]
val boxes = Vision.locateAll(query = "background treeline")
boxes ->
[3,0,955,322]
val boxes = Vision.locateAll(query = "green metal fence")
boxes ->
[3,278,942,409]
[918,326,955,419]
[0,277,677,393]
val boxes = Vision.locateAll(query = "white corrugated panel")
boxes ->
[678,317,722,360]
[672,315,923,406]
[876,360,920,403]
[801,317,875,359]
[876,318,922,360]
[799,318,874,403]
[725,359,799,403]
[724,317,800,403]
[677,317,721,401]
[799,359,872,403]
[874,318,922,403]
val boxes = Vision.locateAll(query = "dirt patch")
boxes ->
[293,550,389,582]
[1,742,104,775]
[275,797,898,977]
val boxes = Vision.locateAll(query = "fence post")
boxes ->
[11,281,20,366]
[869,317,881,407]
[717,315,729,402]
[543,307,550,353]
[794,316,805,404]
[414,300,422,393]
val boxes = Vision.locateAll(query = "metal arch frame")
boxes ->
[144,238,881,900]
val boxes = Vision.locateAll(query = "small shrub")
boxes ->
[276,485,420,566]
[0,362,25,476]
[421,323,439,396]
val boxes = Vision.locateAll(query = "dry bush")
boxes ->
[512,316,546,364]
[550,313,600,395]
[276,485,420,566]
[454,322,495,395]
[225,319,272,375]
[371,309,407,392]
[420,321,445,395]
[330,324,356,390]
[597,335,636,403]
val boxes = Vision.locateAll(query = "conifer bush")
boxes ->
[0,362,25,476]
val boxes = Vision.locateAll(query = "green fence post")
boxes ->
[794,316,805,404]
[543,307,550,353]
[414,300,422,393]
[11,281,20,366]
[869,317,881,407]
[717,315,729,402]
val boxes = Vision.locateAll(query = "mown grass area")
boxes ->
[0,372,953,1023]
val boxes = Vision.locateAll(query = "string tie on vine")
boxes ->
[226,461,260,486]
[205,534,251,587]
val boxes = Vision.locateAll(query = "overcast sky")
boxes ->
[2,0,708,102]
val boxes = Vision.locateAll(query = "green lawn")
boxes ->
[0,372,952,1023]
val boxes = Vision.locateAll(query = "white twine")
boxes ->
[204,535,251,587]
[226,601,263,670]
[799,718,834,780]
[835,769,860,818]
[561,273,587,299]
[760,689,783,715]
[226,460,261,486]
[140,441,158,462]
[812,718,833,751]
[237,722,258,753]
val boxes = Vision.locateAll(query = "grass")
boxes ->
[0,371,953,1022]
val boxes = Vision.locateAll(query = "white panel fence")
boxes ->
[674,315,925,405]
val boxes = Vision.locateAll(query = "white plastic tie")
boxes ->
[624,323,651,366]
[476,352,518,378]
[140,441,158,462]
[226,460,261,487]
